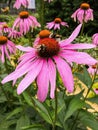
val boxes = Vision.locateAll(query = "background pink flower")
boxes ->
[13,11,41,35]
[87,63,98,75]
[71,3,93,23]
[92,33,98,46]
[0,36,16,63]
[13,0,28,9]
[46,18,68,30]
[2,24,97,102]
[8,30,22,39]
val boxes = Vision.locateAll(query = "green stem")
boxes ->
[52,88,58,130]
[80,21,85,36]
[39,0,45,30]
[4,56,9,73]
[84,65,98,100]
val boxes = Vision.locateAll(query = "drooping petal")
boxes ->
[17,58,43,94]
[37,59,49,102]
[48,58,56,99]
[53,56,74,92]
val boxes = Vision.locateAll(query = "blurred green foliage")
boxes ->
[44,0,98,36]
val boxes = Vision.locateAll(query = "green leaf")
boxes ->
[23,92,53,125]
[64,94,85,121]
[75,66,92,87]
[21,124,46,130]
[79,110,98,130]
[22,91,34,107]
[32,98,53,125]
[6,107,23,120]
[87,95,98,104]
[16,114,30,130]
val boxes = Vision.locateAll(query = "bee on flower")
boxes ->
[2,24,97,102]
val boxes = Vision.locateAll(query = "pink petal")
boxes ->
[37,59,49,102]
[17,59,43,94]
[2,61,33,84]
[48,58,56,99]
[60,50,97,65]
[60,24,82,46]
[16,45,34,52]
[53,56,74,92]
[62,43,96,50]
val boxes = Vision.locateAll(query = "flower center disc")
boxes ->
[39,30,51,38]
[80,3,90,10]
[37,38,60,57]
[19,11,29,19]
[0,36,8,45]
[92,63,97,69]
[3,24,8,28]
[54,18,62,23]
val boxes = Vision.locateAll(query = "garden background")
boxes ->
[0,0,98,130]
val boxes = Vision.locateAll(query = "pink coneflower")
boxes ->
[87,63,98,75]
[2,24,12,34]
[8,30,22,39]
[71,3,93,23]
[0,23,12,35]
[0,36,16,63]
[13,11,41,35]
[13,0,28,9]
[46,18,68,30]
[2,24,97,102]
[92,33,98,46]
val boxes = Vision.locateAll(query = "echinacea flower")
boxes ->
[13,11,41,34]
[2,24,97,102]
[71,3,93,23]
[46,18,68,30]
[8,30,22,39]
[92,33,98,46]
[0,36,16,63]
[87,63,98,75]
[1,24,12,34]
[13,0,28,9]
